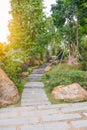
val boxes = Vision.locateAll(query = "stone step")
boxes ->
[21,122,70,130]
[22,95,48,99]
[29,74,43,77]
[22,94,48,98]
[28,74,43,82]
[22,89,47,95]
[0,106,35,113]
[21,63,51,107]
[24,82,44,88]
[28,78,42,82]
[32,69,45,74]
[21,98,49,102]
[21,101,51,106]
[21,109,58,117]
[22,89,48,95]
[40,63,51,68]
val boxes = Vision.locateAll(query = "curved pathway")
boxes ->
[0,63,87,130]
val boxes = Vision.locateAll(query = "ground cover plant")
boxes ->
[42,63,87,104]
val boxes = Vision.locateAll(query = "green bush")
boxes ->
[43,66,87,92]
[0,47,26,95]
[4,60,22,83]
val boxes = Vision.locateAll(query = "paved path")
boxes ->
[0,63,87,130]
[21,63,51,106]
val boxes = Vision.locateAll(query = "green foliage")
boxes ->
[0,43,27,96]
[4,60,22,83]
[77,0,87,35]
[8,0,46,61]
[16,79,26,96]
[0,44,24,83]
[43,64,87,92]
[79,37,87,70]
[51,0,87,62]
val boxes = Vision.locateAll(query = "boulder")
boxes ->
[21,72,29,77]
[0,69,20,107]
[52,83,87,102]
[45,66,51,72]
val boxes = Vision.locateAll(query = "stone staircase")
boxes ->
[0,63,87,130]
[21,63,51,106]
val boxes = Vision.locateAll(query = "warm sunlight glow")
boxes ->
[0,0,56,42]
[0,0,11,43]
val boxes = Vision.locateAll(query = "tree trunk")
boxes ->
[76,20,79,50]
[68,51,78,65]
[67,19,79,65]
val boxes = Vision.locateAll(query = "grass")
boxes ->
[42,63,87,104]
[16,77,27,96]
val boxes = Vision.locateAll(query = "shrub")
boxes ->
[4,60,22,83]
[43,65,87,92]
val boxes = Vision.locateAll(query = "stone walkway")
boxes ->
[0,63,87,130]
[21,63,51,106]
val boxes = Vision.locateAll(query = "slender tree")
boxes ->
[8,0,46,61]
[51,0,86,64]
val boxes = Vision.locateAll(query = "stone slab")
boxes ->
[0,127,16,130]
[0,107,34,113]
[28,74,43,82]
[21,96,48,100]
[0,117,38,126]
[32,69,44,74]
[21,101,51,106]
[0,112,17,119]
[22,93,47,98]
[71,120,87,128]
[21,109,57,117]
[71,102,87,107]
[40,63,51,68]
[24,82,44,88]
[23,89,45,93]
[21,99,49,103]
[83,112,87,117]
[21,122,70,130]
[38,104,71,110]
[42,113,81,122]
[28,78,42,82]
[61,106,87,113]
[29,74,43,77]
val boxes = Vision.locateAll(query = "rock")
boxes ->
[45,66,51,72]
[52,60,58,65]
[49,56,57,63]
[21,72,29,77]
[52,83,87,102]
[32,66,39,69]
[51,56,57,61]
[0,69,20,107]
[49,60,53,63]
[46,55,57,62]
